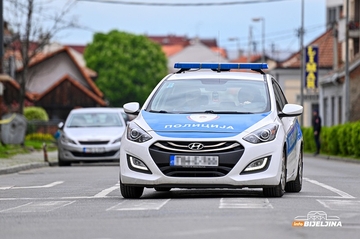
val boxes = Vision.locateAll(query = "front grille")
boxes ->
[71,150,118,157]
[79,141,109,145]
[153,141,241,153]
[149,141,244,177]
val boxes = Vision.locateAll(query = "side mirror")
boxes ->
[278,104,303,118]
[124,102,140,115]
[58,122,64,129]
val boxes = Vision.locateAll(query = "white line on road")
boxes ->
[317,199,360,211]
[304,178,355,199]
[0,186,13,190]
[1,181,64,190]
[0,201,75,213]
[219,198,273,209]
[107,199,170,211]
[93,183,119,198]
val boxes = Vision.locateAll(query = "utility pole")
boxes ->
[345,0,350,122]
[300,0,305,126]
[0,0,3,74]
[252,17,265,63]
[248,26,252,63]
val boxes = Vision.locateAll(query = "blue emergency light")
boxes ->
[174,62,268,70]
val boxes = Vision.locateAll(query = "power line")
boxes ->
[76,0,296,7]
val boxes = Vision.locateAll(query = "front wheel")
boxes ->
[120,181,144,199]
[58,151,71,167]
[285,148,303,192]
[263,149,286,197]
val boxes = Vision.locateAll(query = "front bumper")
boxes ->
[120,136,284,188]
[58,143,120,162]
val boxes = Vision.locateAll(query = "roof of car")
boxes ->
[70,107,121,113]
[167,70,267,81]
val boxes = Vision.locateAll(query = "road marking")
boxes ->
[0,186,13,190]
[0,181,64,190]
[304,178,355,199]
[317,199,360,211]
[172,227,245,236]
[219,198,273,209]
[94,183,119,198]
[107,199,170,211]
[0,201,75,213]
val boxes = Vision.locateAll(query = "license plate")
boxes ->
[83,147,105,153]
[170,155,219,167]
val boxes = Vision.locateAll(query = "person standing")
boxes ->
[312,109,322,156]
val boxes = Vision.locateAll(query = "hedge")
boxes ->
[302,120,360,159]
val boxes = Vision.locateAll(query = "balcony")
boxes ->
[349,21,360,38]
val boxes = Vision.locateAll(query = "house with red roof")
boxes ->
[2,46,106,120]
[268,29,336,127]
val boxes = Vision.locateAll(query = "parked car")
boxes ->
[57,107,126,166]
[119,62,303,198]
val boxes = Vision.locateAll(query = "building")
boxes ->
[320,0,360,126]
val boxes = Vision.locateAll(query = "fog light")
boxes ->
[127,155,152,174]
[241,157,270,174]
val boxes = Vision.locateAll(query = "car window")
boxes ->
[67,112,124,127]
[272,79,287,111]
[147,79,270,114]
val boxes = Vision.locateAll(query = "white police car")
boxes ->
[119,63,303,198]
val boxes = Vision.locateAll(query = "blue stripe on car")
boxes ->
[142,110,270,138]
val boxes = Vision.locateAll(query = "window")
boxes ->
[272,79,287,112]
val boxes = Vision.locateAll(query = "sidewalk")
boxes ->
[0,150,58,175]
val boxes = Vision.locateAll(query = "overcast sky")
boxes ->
[52,0,326,59]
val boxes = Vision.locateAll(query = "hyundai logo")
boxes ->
[188,143,204,150]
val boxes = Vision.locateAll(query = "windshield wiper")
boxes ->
[149,110,169,113]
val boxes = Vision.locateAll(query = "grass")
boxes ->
[0,140,57,159]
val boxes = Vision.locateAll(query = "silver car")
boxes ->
[57,107,126,166]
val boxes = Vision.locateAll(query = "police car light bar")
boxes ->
[174,62,268,70]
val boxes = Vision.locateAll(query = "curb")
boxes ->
[305,153,360,164]
[0,162,54,175]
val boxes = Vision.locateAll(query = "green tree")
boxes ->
[84,30,168,106]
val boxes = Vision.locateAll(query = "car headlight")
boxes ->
[113,137,122,144]
[243,123,279,144]
[126,122,152,143]
[60,133,77,145]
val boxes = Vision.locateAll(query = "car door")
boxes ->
[272,79,299,179]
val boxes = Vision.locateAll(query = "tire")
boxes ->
[285,148,303,193]
[58,151,71,167]
[154,187,171,192]
[263,149,286,197]
[120,180,144,199]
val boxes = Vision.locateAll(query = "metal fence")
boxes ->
[27,120,62,136]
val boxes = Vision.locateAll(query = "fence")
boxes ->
[27,119,62,136]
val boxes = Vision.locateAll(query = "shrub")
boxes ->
[326,125,340,155]
[24,107,49,121]
[25,133,55,142]
[351,121,360,157]
[302,127,315,153]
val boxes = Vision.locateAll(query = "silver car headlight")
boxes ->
[243,123,279,144]
[113,137,122,144]
[126,122,152,143]
[60,133,77,145]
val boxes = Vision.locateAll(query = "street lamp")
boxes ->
[252,17,265,63]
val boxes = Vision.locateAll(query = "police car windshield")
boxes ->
[147,79,270,114]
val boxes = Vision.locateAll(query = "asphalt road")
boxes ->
[0,156,359,239]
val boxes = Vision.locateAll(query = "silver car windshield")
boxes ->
[67,112,124,127]
[147,79,270,114]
